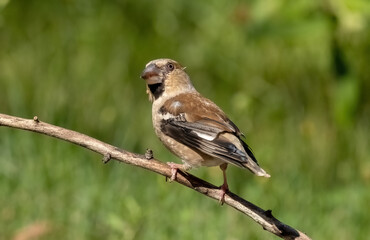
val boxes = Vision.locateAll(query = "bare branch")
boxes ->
[0,113,311,240]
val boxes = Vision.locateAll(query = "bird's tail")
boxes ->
[242,158,271,178]
[241,140,270,178]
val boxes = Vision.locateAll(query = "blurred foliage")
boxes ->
[0,0,369,239]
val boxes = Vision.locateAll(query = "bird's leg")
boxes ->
[219,163,229,204]
[166,162,191,182]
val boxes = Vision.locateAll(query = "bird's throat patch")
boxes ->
[148,83,164,99]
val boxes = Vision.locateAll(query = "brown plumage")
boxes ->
[140,58,270,202]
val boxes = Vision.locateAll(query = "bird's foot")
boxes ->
[166,162,183,182]
[219,181,229,205]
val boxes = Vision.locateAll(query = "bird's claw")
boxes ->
[219,182,229,205]
[170,167,178,182]
[167,162,180,182]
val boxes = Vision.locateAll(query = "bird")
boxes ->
[140,58,270,203]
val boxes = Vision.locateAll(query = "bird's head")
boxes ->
[140,59,195,102]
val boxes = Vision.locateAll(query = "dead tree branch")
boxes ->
[0,113,311,240]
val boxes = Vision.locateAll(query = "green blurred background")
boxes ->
[1,0,369,239]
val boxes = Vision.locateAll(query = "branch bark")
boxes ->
[0,113,311,240]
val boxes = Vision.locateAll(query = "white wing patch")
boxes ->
[194,131,216,141]
[161,112,176,120]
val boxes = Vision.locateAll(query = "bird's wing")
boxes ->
[161,119,253,168]
[159,93,258,168]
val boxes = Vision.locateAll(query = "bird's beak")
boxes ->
[140,63,162,85]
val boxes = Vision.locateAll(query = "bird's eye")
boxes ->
[167,63,175,71]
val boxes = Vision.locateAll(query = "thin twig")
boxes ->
[0,113,311,240]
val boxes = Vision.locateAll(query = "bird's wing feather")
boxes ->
[159,92,258,167]
[161,118,251,168]
[160,92,243,135]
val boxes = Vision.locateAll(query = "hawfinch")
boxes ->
[140,58,270,202]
